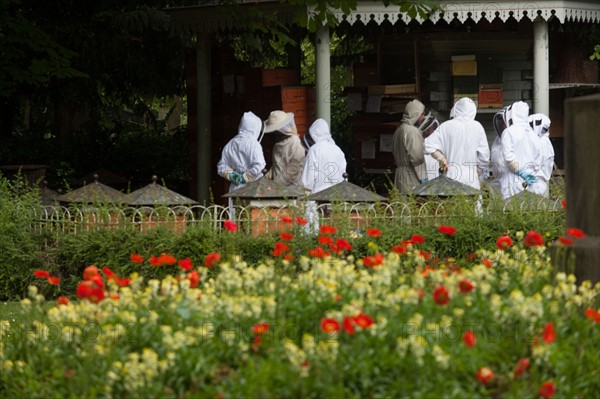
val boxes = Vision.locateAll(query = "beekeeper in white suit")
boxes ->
[497,101,539,199]
[263,110,306,186]
[425,97,490,190]
[217,111,266,218]
[488,106,510,196]
[528,113,554,198]
[301,118,347,232]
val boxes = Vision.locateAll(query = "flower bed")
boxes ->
[1,222,598,398]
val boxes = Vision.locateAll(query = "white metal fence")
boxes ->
[29,196,564,237]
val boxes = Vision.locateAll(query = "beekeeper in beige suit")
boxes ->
[263,110,306,186]
[392,99,428,193]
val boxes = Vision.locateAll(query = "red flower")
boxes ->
[476,367,494,385]
[496,235,513,250]
[330,238,352,254]
[391,244,408,255]
[224,220,237,232]
[433,286,450,305]
[252,322,269,335]
[178,257,194,271]
[353,313,374,329]
[482,258,493,268]
[319,225,337,235]
[83,266,100,280]
[283,253,295,261]
[76,281,105,303]
[318,235,334,245]
[513,357,530,378]
[419,250,431,260]
[34,270,50,279]
[272,242,290,257]
[538,381,556,398]
[566,227,586,239]
[295,216,308,225]
[102,267,116,281]
[463,331,476,348]
[47,276,60,286]
[320,318,340,334]
[524,230,544,247]
[187,271,200,288]
[558,236,574,246]
[159,253,177,266]
[204,252,221,268]
[585,308,600,323]
[438,225,457,236]
[149,256,160,266]
[542,322,556,344]
[458,279,475,293]
[279,232,294,241]
[366,228,381,237]
[116,278,131,287]
[130,253,144,263]
[56,296,70,306]
[343,316,356,334]
[251,335,262,352]
[280,216,293,224]
[561,200,567,208]
[411,234,425,244]
[363,253,384,268]
[308,247,330,258]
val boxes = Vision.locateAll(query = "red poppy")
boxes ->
[295,216,308,225]
[566,227,586,239]
[513,357,530,378]
[419,250,431,260]
[538,381,556,399]
[158,253,177,266]
[330,238,352,254]
[482,258,493,268]
[224,220,238,232]
[438,225,457,236]
[252,322,269,335]
[83,266,100,280]
[149,256,160,266]
[363,253,384,268]
[366,228,381,237]
[319,225,337,235]
[56,296,70,306]
[280,216,293,224]
[353,313,374,329]
[585,308,600,323]
[102,267,116,281]
[542,322,556,344]
[458,279,475,293]
[34,270,50,279]
[558,236,574,246]
[433,286,450,305]
[251,335,262,352]
[178,258,194,271]
[496,235,513,250]
[308,247,330,258]
[76,281,105,303]
[561,200,567,208]
[283,253,295,261]
[524,230,544,247]
[117,278,131,287]
[463,331,476,348]
[272,242,290,257]
[343,316,356,334]
[279,232,294,241]
[187,271,200,288]
[130,253,144,263]
[411,234,425,244]
[47,276,60,286]
[391,244,408,255]
[476,367,494,385]
[204,252,221,268]
[318,235,334,245]
[320,318,340,334]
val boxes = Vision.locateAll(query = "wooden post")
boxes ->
[564,93,600,283]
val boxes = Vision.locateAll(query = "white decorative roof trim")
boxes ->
[334,1,600,25]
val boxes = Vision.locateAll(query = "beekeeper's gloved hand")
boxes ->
[516,169,537,185]
[229,172,244,185]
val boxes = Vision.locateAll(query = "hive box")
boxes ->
[478,84,503,108]
[368,84,417,95]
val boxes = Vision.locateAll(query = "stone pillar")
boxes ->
[196,33,212,205]
[533,17,549,115]
[564,94,600,283]
[315,24,331,126]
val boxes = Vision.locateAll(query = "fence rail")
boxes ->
[29,196,564,237]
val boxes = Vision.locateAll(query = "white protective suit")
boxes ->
[488,107,510,196]
[301,119,347,233]
[528,113,554,197]
[301,119,347,193]
[424,97,490,190]
[217,112,267,216]
[264,114,306,186]
[498,101,541,199]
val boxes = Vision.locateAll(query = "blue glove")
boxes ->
[419,178,429,184]
[516,169,537,185]
[228,172,244,185]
